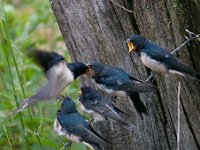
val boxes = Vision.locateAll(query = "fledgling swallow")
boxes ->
[86,62,157,118]
[55,97,109,150]
[79,86,135,130]
[13,50,90,114]
[127,34,200,80]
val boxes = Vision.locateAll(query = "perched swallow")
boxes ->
[127,34,200,80]
[79,86,135,130]
[56,97,109,150]
[13,50,90,114]
[86,62,157,118]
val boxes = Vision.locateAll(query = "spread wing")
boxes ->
[13,61,70,114]
[12,80,58,114]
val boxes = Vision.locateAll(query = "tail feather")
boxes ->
[12,98,38,115]
[0,98,36,122]
[197,73,200,81]
[30,50,65,72]
[128,93,147,119]
[102,111,135,131]
[121,121,135,131]
[185,72,200,81]
[121,80,158,93]
[168,58,200,81]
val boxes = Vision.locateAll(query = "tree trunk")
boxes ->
[51,0,200,149]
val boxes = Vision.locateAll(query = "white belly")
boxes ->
[91,111,105,121]
[91,79,113,94]
[113,91,128,97]
[61,63,74,84]
[141,52,167,73]
[56,62,74,90]
[67,134,81,142]
[79,102,93,114]
[45,61,74,98]
[54,118,65,136]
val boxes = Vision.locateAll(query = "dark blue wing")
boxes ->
[96,66,157,92]
[95,66,130,90]
[144,42,199,79]
[57,113,89,136]
[143,41,171,62]
[57,112,108,146]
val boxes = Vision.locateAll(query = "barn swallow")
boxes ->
[86,62,157,118]
[127,34,200,80]
[79,86,135,130]
[55,97,109,150]
[13,50,90,114]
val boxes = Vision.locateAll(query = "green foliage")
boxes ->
[0,0,88,149]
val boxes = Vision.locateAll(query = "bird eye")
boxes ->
[128,41,136,52]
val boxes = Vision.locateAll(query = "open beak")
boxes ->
[87,65,92,72]
[83,64,91,75]
[127,40,136,53]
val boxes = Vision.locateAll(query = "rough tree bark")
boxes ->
[51,0,200,149]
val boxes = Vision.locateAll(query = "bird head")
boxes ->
[86,62,105,78]
[59,97,77,114]
[67,62,90,79]
[127,34,145,53]
[80,86,100,101]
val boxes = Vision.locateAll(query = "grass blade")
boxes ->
[3,124,13,150]
[0,2,44,149]
[1,20,30,149]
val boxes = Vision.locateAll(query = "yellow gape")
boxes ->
[128,42,136,52]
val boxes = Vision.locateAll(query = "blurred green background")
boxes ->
[0,0,89,149]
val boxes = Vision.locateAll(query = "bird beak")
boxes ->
[85,64,93,74]
[127,40,136,53]
[87,65,92,72]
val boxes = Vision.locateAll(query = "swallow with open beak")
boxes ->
[13,50,90,114]
[79,86,135,130]
[127,34,200,80]
[86,62,158,118]
[55,97,109,150]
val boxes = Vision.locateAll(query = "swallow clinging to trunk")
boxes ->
[85,62,158,118]
[127,34,200,80]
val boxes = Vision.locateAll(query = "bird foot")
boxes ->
[184,35,190,46]
[57,95,65,103]
[64,141,72,148]
[111,95,118,99]
[90,118,95,124]
[146,71,157,82]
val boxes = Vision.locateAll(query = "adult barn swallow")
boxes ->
[56,97,109,150]
[79,86,135,130]
[127,34,200,80]
[86,62,157,117]
[13,50,90,114]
